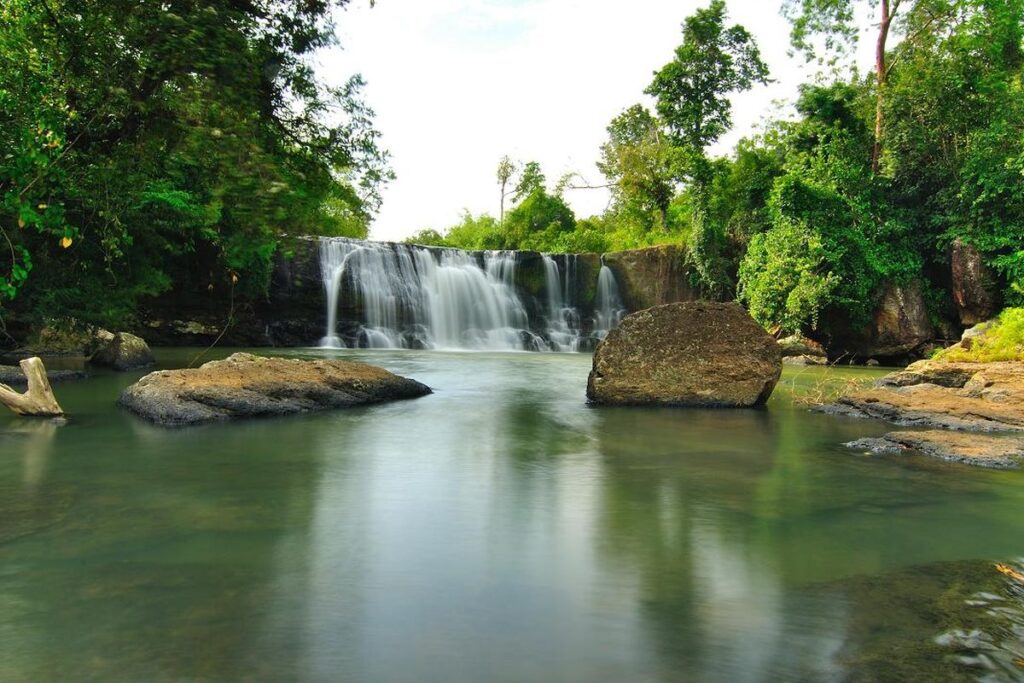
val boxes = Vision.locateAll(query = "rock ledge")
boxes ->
[120,353,431,426]
[823,360,1024,468]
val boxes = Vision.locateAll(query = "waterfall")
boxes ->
[541,255,583,352]
[595,265,627,339]
[319,238,542,351]
[319,238,628,351]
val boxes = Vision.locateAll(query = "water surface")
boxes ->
[1,350,1023,682]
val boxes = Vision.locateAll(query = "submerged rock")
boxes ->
[586,302,782,407]
[90,332,155,371]
[120,352,432,426]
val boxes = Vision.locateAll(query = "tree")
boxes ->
[496,155,516,224]
[646,0,769,295]
[504,189,576,250]
[0,0,391,330]
[782,0,970,172]
[596,105,675,233]
[513,161,546,203]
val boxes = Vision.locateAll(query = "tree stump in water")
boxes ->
[0,357,65,417]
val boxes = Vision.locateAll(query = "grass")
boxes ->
[936,307,1024,362]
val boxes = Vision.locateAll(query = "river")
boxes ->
[2,349,1023,682]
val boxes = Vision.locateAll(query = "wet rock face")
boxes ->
[587,302,782,407]
[868,282,935,358]
[601,245,699,312]
[120,352,431,426]
[89,332,155,371]
[951,240,999,326]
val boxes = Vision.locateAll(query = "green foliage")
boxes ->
[645,0,769,296]
[506,190,576,251]
[738,209,838,333]
[936,308,1024,361]
[513,162,546,203]
[0,0,389,328]
[597,105,675,234]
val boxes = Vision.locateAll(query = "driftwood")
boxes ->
[0,357,65,417]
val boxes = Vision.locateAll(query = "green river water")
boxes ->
[1,349,1023,682]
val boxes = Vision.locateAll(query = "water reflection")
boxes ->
[0,352,1023,681]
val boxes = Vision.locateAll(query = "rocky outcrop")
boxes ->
[866,282,934,357]
[778,334,827,358]
[951,240,999,326]
[602,245,698,312]
[846,431,1024,469]
[823,281,935,362]
[779,334,828,365]
[89,332,155,371]
[120,352,431,425]
[587,302,782,407]
[824,360,1024,467]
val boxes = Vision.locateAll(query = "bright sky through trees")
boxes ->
[323,0,874,241]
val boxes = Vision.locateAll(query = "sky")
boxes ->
[319,0,871,242]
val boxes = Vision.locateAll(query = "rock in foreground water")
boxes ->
[120,353,431,426]
[587,302,782,407]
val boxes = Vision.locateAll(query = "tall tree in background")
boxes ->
[513,161,546,203]
[782,0,970,172]
[496,156,516,224]
[646,0,768,295]
[597,105,675,234]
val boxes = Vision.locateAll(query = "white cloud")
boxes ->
[318,0,865,241]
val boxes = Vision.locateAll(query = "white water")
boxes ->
[542,254,583,352]
[595,264,627,339]
[319,238,628,351]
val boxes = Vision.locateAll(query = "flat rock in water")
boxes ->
[826,359,1024,468]
[822,360,1024,432]
[845,431,1024,469]
[587,302,782,407]
[120,352,431,426]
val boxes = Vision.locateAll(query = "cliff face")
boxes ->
[602,245,699,311]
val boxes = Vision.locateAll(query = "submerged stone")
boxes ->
[120,352,432,426]
[586,302,782,407]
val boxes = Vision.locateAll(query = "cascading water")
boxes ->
[595,264,627,339]
[541,254,583,352]
[319,238,629,351]
[319,238,542,351]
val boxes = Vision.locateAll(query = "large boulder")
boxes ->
[586,302,782,407]
[90,332,155,371]
[120,352,431,426]
[951,240,1000,326]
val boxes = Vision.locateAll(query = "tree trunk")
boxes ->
[872,0,896,173]
[0,357,65,417]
